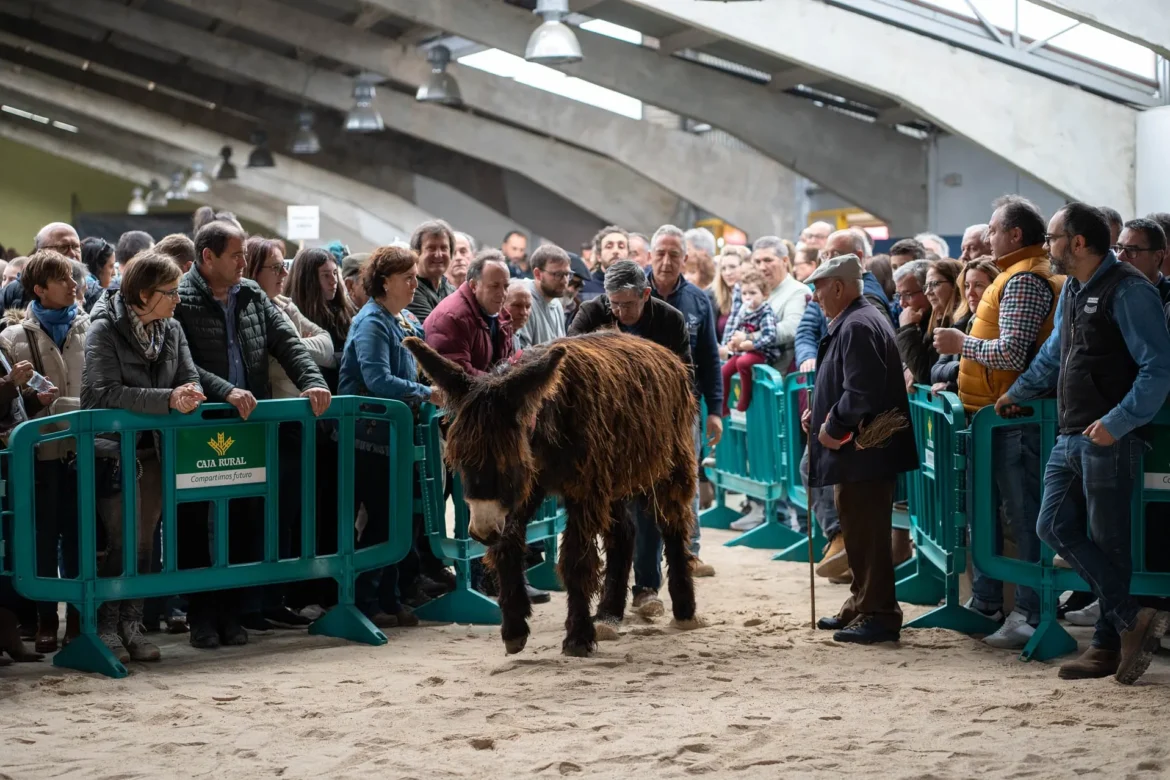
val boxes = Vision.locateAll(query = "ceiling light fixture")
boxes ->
[345,75,385,133]
[291,109,321,154]
[165,171,189,202]
[416,45,463,106]
[524,0,583,65]
[127,186,148,216]
[185,161,211,193]
[247,129,276,168]
[215,145,238,180]
[145,179,168,209]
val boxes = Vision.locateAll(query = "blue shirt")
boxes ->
[1008,252,1170,439]
[648,272,722,413]
[340,300,432,403]
[219,284,247,390]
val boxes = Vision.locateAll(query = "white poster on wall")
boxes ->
[286,205,320,240]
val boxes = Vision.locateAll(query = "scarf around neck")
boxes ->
[125,299,167,361]
[30,301,77,349]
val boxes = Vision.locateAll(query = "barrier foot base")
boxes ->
[770,534,825,563]
[413,587,501,625]
[310,604,387,646]
[699,504,740,530]
[905,602,1001,635]
[53,633,128,679]
[1019,618,1078,663]
[725,519,803,550]
[526,558,563,592]
[895,567,945,606]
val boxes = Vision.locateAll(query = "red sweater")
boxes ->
[423,283,515,376]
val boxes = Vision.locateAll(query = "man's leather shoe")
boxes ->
[1117,607,1170,685]
[526,583,551,604]
[833,617,900,644]
[1058,647,1119,680]
[816,615,850,631]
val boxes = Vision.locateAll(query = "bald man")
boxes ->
[800,221,834,251]
[2,223,82,312]
[960,224,992,263]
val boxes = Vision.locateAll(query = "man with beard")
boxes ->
[519,244,570,347]
[502,230,530,279]
[590,226,630,281]
[997,203,1170,684]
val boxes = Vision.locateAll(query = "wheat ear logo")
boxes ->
[207,432,235,457]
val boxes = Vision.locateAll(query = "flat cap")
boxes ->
[341,252,371,280]
[805,253,862,285]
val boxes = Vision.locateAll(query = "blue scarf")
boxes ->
[31,301,78,349]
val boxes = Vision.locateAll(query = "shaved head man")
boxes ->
[34,222,81,262]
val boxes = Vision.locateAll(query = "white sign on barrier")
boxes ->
[286,205,320,240]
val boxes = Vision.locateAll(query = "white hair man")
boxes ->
[915,232,951,259]
[683,227,716,288]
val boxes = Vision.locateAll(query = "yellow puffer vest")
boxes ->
[958,245,1064,412]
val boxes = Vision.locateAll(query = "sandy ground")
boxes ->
[1,528,1168,780]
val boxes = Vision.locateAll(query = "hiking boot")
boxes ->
[98,603,129,664]
[368,612,399,629]
[1058,647,1119,680]
[120,622,160,662]
[632,589,665,618]
[891,528,913,567]
[983,611,1035,649]
[964,596,1005,624]
[34,612,58,654]
[833,616,899,644]
[815,535,849,579]
[690,558,715,578]
[816,615,850,631]
[1065,600,1100,628]
[1116,607,1170,685]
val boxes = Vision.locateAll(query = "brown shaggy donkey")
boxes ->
[405,331,700,657]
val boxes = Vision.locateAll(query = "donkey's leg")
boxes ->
[559,500,603,657]
[655,470,698,624]
[595,499,635,628]
[492,489,545,655]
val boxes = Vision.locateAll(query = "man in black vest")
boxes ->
[996,202,1170,684]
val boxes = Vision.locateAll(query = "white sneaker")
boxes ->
[1065,600,1100,627]
[983,610,1035,649]
[730,507,765,531]
[701,456,716,468]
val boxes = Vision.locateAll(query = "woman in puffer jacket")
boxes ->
[82,249,205,664]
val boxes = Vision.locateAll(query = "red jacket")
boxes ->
[423,282,515,376]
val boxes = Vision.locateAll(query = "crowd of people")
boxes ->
[0,195,1168,686]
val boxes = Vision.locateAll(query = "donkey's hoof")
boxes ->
[561,641,594,658]
[503,635,528,655]
[593,620,621,642]
[670,616,708,631]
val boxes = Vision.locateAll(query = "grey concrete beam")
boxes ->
[364,0,930,232]
[1028,0,1170,59]
[657,28,720,54]
[0,117,366,246]
[154,0,793,237]
[41,0,679,230]
[767,67,831,93]
[618,0,1137,218]
[0,61,434,247]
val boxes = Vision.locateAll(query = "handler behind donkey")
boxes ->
[801,254,919,645]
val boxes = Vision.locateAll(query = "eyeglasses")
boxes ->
[609,298,644,312]
[261,263,288,275]
[924,280,950,292]
[44,241,81,254]
[154,287,181,300]
[541,270,571,279]
[1044,232,1070,244]
[1113,244,1157,258]
[897,291,922,302]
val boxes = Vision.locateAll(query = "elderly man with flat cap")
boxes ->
[801,254,919,644]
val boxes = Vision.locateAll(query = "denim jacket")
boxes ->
[340,300,432,404]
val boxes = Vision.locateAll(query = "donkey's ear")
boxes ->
[404,337,472,403]
[504,344,567,419]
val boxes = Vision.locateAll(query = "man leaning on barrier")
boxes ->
[802,254,919,645]
[996,203,1170,684]
[174,221,331,651]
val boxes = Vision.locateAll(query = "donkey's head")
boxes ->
[404,337,567,544]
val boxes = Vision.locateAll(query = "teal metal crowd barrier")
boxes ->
[5,396,416,678]
[897,387,995,626]
[771,371,827,562]
[969,400,1170,661]
[699,367,819,556]
[413,405,566,625]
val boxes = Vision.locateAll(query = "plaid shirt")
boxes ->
[961,273,1055,371]
[723,286,782,362]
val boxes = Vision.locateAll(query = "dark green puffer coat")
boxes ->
[175,268,326,402]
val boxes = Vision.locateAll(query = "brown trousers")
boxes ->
[833,478,902,630]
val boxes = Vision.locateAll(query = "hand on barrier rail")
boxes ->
[225,388,258,420]
[169,383,205,413]
[301,386,332,417]
[929,381,948,396]
[993,392,1029,419]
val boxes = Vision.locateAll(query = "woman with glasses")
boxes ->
[81,249,205,665]
[930,257,1000,395]
[924,259,963,334]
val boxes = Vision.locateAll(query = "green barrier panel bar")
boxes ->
[895,388,976,616]
[771,371,826,562]
[414,405,566,625]
[7,396,416,677]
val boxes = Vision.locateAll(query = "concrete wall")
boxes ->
[411,175,530,253]
[500,171,606,251]
[1137,106,1170,216]
[0,135,270,252]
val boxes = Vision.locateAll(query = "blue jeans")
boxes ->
[800,448,840,540]
[1036,433,1143,651]
[633,417,702,592]
[971,424,1042,622]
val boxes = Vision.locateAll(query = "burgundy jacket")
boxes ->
[423,282,515,376]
